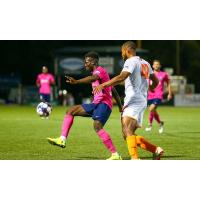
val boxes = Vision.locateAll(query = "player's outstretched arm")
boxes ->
[65,75,99,84]
[149,73,159,91]
[112,87,123,112]
[93,71,130,94]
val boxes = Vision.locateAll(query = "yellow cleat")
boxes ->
[106,153,122,160]
[47,137,66,148]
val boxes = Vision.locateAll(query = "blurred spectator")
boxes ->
[36,66,55,102]
[58,90,75,106]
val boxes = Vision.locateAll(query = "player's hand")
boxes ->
[167,93,172,101]
[65,76,78,84]
[93,84,104,95]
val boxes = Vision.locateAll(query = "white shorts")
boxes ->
[122,103,147,127]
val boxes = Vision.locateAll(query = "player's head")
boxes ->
[84,51,99,71]
[121,41,136,61]
[152,60,161,71]
[42,66,48,74]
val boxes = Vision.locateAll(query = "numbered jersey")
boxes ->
[122,56,153,106]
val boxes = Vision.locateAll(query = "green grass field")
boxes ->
[0,105,200,160]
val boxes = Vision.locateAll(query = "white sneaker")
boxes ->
[158,121,164,134]
[153,147,164,160]
[145,125,152,132]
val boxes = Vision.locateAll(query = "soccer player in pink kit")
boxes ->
[145,60,172,134]
[47,52,122,160]
[36,66,55,102]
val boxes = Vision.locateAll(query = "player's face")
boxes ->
[153,61,161,71]
[42,66,48,73]
[84,57,96,71]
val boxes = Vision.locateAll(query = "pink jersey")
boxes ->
[92,66,113,109]
[148,71,169,100]
[36,73,55,94]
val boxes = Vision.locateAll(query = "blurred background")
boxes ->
[0,40,200,107]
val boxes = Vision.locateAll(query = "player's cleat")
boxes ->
[158,121,164,134]
[145,125,152,132]
[106,153,122,160]
[153,147,164,160]
[47,137,66,148]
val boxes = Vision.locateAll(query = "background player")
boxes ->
[145,60,172,133]
[36,66,55,102]
[47,52,122,160]
[94,41,164,160]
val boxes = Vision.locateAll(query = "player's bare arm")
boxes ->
[149,73,159,91]
[51,80,56,85]
[36,80,40,87]
[65,74,99,85]
[112,87,123,112]
[93,71,130,94]
[166,80,172,100]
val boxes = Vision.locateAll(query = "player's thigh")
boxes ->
[67,105,88,116]
[92,103,111,126]
[149,103,157,112]
[121,116,138,136]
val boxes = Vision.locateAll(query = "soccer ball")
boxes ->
[36,102,52,118]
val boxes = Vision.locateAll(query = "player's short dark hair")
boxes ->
[84,51,99,61]
[122,41,136,51]
[153,59,161,64]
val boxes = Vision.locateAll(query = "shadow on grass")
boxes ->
[121,155,184,160]
[73,156,105,160]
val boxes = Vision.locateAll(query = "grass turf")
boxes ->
[0,105,200,160]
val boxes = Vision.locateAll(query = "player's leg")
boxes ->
[47,105,89,147]
[122,105,144,160]
[93,120,121,160]
[136,106,164,159]
[136,136,164,160]
[61,105,89,138]
[145,103,156,132]
[121,116,139,160]
[45,94,50,103]
[92,103,121,160]
[151,99,164,133]
[39,93,45,102]
[153,109,164,133]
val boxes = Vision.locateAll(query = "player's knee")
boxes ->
[150,106,156,112]
[122,126,133,137]
[93,121,103,132]
[66,106,76,116]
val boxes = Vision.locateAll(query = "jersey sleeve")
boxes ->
[122,59,136,74]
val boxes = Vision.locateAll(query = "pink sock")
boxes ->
[97,129,117,153]
[154,112,161,124]
[61,114,74,138]
[149,111,154,125]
